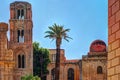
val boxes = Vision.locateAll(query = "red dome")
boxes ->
[90,40,106,52]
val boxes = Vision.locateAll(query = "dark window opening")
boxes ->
[18,55,21,68]
[21,30,24,37]
[17,10,20,19]
[18,54,25,68]
[17,30,20,42]
[17,30,24,43]
[17,9,24,19]
[51,68,55,80]
[21,9,24,19]
[22,55,25,68]
[97,66,103,74]
[68,68,74,80]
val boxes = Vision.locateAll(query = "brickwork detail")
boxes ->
[108,0,120,80]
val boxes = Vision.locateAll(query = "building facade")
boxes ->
[82,40,107,80]
[47,49,80,80]
[0,1,33,80]
[47,40,107,80]
[108,0,120,80]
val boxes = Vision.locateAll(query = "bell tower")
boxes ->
[9,1,33,80]
[9,1,32,43]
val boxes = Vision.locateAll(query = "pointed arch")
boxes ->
[17,54,25,68]
[68,68,74,80]
[16,49,26,68]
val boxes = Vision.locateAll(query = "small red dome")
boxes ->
[90,40,106,52]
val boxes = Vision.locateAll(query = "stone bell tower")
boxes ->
[9,1,33,80]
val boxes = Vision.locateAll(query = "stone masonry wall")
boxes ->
[108,0,120,80]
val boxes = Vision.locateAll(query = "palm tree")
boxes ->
[45,23,72,80]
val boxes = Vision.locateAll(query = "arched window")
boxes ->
[18,54,25,68]
[17,9,24,19]
[18,55,21,68]
[68,68,74,80]
[17,9,20,19]
[21,30,24,42]
[97,66,103,74]
[22,55,25,68]
[17,30,24,43]
[51,68,55,80]
[21,30,24,37]
[17,30,20,42]
[21,9,24,19]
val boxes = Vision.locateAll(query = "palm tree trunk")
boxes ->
[55,39,61,80]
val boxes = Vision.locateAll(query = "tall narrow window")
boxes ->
[17,30,24,43]
[17,9,20,19]
[21,30,24,42]
[52,54,56,62]
[22,55,25,68]
[18,54,25,68]
[51,68,55,80]
[68,68,74,80]
[17,30,20,42]
[18,55,21,68]
[21,9,24,19]
[97,66,103,74]
[21,30,24,36]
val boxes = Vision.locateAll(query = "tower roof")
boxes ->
[10,1,31,8]
[10,1,31,5]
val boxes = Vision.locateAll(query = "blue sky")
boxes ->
[0,0,108,59]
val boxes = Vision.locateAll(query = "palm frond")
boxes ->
[48,27,56,33]
[45,23,72,43]
[64,38,69,42]
[66,36,73,40]
[45,31,53,34]
[44,35,55,38]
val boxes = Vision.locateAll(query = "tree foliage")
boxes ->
[21,74,40,80]
[33,42,50,79]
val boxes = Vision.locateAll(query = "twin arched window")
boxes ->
[18,54,25,68]
[17,30,24,43]
[17,9,24,19]
[97,66,103,74]
[68,68,74,80]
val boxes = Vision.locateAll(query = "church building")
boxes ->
[47,40,107,80]
[0,1,33,80]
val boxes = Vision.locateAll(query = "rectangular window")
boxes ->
[52,54,56,62]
